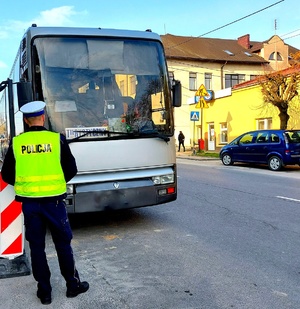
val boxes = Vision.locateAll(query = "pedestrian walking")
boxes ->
[178,131,185,152]
[1,101,89,305]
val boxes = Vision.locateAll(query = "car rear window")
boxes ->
[285,131,300,143]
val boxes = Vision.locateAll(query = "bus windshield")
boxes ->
[33,37,173,140]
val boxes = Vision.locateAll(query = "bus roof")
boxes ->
[24,26,162,42]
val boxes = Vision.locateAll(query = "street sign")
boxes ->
[195,97,209,109]
[195,84,209,109]
[204,90,214,101]
[195,84,209,97]
[190,111,199,121]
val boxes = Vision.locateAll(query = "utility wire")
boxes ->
[165,0,285,50]
[280,28,300,38]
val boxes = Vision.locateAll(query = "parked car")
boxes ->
[219,130,300,171]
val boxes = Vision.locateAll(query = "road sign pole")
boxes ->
[193,121,195,149]
[200,107,203,149]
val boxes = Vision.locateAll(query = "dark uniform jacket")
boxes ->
[178,132,185,142]
[1,126,77,202]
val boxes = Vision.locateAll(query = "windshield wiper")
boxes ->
[67,130,128,143]
[132,130,170,142]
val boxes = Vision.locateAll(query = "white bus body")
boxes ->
[0,25,181,213]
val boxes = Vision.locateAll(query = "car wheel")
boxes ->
[222,153,233,166]
[268,156,282,171]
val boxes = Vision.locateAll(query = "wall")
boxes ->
[257,35,289,71]
[189,83,300,152]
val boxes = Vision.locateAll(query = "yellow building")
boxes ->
[189,76,300,153]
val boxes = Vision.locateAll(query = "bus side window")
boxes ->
[32,46,43,100]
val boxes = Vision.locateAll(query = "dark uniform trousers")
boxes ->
[22,200,80,295]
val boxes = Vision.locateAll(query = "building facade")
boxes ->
[161,34,299,150]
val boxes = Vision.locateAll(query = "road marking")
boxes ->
[276,196,300,203]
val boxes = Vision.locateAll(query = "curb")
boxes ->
[176,151,219,161]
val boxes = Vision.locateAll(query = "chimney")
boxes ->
[238,34,250,49]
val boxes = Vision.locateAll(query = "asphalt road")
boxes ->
[1,158,300,308]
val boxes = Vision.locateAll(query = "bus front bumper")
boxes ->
[66,180,177,213]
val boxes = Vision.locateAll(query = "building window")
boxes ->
[204,73,212,89]
[189,72,197,90]
[223,50,234,56]
[220,123,228,144]
[225,74,245,88]
[250,75,258,80]
[269,52,283,61]
[130,75,136,95]
[257,118,272,129]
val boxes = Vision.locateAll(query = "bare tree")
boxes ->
[259,52,300,129]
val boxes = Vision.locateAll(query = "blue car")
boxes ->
[219,130,300,171]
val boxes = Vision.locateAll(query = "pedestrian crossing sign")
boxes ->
[190,111,199,121]
[195,97,209,109]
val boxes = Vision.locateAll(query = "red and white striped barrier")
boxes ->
[0,173,24,259]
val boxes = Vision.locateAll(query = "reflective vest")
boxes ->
[13,131,66,198]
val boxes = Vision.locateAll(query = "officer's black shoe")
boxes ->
[37,291,52,305]
[66,281,89,298]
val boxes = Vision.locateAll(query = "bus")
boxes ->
[0,25,181,213]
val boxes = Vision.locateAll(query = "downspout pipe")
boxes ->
[220,61,227,89]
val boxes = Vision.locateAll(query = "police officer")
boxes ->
[1,101,89,305]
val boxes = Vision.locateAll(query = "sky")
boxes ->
[0,0,299,83]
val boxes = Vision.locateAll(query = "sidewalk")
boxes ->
[176,149,219,161]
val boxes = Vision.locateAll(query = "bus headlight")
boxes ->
[66,184,74,194]
[152,174,174,185]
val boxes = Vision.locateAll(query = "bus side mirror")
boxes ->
[17,81,33,109]
[172,80,182,107]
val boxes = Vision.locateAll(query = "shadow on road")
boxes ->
[68,208,152,231]
[230,162,300,173]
